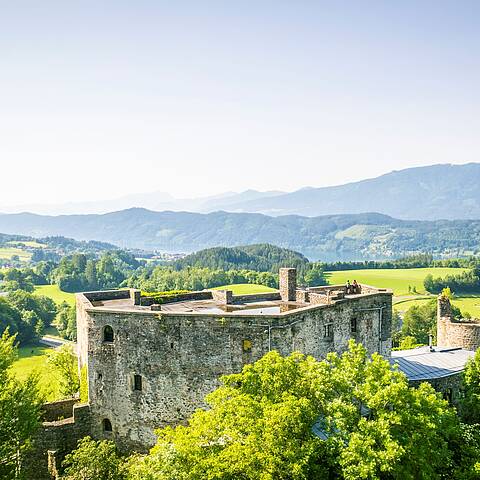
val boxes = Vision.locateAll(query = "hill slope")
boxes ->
[174,244,309,272]
[222,163,480,220]
[1,209,480,261]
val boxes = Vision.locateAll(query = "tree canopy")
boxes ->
[127,342,476,480]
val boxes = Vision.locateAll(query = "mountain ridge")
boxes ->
[1,208,479,261]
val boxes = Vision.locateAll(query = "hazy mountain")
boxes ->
[1,208,479,261]
[220,163,480,220]
[0,190,283,215]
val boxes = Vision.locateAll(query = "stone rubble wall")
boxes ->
[23,403,91,480]
[437,296,480,351]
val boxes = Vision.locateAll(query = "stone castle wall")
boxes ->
[77,290,392,452]
[437,296,480,351]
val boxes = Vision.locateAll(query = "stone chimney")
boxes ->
[279,268,297,302]
[437,294,452,347]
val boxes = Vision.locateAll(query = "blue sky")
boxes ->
[1,1,479,206]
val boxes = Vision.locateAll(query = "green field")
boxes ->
[325,268,468,296]
[10,345,61,401]
[0,247,32,261]
[394,295,480,318]
[212,283,278,295]
[7,240,47,249]
[35,284,76,306]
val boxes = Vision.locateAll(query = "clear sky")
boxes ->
[1,0,479,206]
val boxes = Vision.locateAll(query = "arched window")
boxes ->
[103,325,114,343]
[103,418,112,432]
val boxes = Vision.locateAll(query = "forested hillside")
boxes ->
[174,244,309,272]
[2,209,480,260]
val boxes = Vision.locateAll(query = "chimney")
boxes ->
[279,268,297,302]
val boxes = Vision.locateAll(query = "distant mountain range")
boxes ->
[2,163,480,220]
[1,209,479,261]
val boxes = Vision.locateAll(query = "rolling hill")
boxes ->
[1,209,480,261]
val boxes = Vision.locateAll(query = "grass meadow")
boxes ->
[10,345,61,401]
[35,284,76,306]
[325,268,468,296]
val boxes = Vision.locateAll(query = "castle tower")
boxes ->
[279,268,296,302]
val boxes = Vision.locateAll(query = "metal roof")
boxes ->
[390,346,475,381]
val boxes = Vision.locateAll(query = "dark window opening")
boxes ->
[134,374,143,391]
[103,418,112,432]
[350,317,357,333]
[323,324,333,338]
[103,325,114,343]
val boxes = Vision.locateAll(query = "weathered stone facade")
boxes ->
[76,274,392,452]
[437,295,480,351]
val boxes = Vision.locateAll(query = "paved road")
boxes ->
[40,335,76,351]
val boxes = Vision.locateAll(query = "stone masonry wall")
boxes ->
[23,403,91,480]
[77,291,392,452]
[279,268,296,302]
[437,296,480,351]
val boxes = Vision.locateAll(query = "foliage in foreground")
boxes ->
[0,330,42,479]
[62,437,126,480]
[125,342,478,480]
[47,344,80,398]
[460,348,480,425]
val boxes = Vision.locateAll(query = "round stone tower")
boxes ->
[437,295,480,351]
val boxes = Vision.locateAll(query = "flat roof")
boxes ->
[90,297,310,315]
[391,346,474,381]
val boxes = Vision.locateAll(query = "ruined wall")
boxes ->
[437,296,480,351]
[77,291,392,452]
[23,403,91,480]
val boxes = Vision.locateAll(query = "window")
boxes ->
[103,325,114,343]
[103,418,112,432]
[134,374,143,391]
[350,317,357,333]
[323,323,333,338]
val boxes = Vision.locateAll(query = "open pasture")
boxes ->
[35,284,76,306]
[325,268,468,296]
[10,345,61,402]
[0,246,32,261]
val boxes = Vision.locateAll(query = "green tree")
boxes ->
[460,348,480,424]
[55,302,77,341]
[0,330,42,479]
[62,437,126,480]
[47,345,79,398]
[127,342,470,480]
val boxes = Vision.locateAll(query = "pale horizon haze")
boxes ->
[1,1,479,208]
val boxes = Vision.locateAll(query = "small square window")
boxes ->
[350,318,357,333]
[323,324,333,338]
[134,374,142,391]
